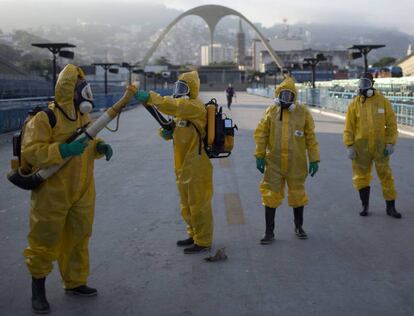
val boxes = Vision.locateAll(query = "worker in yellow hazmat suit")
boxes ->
[135,71,213,254]
[22,64,132,314]
[343,72,401,218]
[254,76,320,244]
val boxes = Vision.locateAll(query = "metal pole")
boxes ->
[312,64,316,89]
[129,68,132,85]
[210,29,214,64]
[104,67,108,94]
[52,53,57,94]
[363,53,368,73]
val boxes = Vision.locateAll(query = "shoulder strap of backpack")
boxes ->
[15,107,56,163]
[42,108,56,128]
[189,121,203,155]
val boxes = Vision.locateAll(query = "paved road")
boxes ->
[1,92,413,316]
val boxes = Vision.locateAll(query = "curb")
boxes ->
[309,108,346,121]
[309,107,414,138]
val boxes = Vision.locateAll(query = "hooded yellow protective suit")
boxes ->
[343,92,398,200]
[147,71,213,247]
[254,77,320,208]
[22,64,105,289]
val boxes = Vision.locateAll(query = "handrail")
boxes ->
[247,87,414,127]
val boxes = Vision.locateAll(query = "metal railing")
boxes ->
[0,89,173,133]
[0,93,134,133]
[247,87,414,127]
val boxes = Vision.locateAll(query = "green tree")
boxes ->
[373,56,396,67]
[0,43,22,61]
[19,59,52,78]
[209,61,237,66]
[12,30,46,49]
[155,56,171,66]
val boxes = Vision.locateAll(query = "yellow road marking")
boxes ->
[224,193,245,225]
[219,158,231,168]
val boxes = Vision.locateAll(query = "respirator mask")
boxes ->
[275,89,296,111]
[74,80,94,114]
[173,80,190,99]
[358,76,375,98]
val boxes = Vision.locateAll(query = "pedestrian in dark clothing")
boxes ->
[225,84,236,110]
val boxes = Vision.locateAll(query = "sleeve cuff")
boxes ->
[50,142,65,164]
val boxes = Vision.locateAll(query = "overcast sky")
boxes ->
[1,0,413,35]
[160,0,414,33]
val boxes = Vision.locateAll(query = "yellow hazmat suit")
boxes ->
[22,64,106,289]
[148,71,213,247]
[343,92,398,200]
[254,77,320,208]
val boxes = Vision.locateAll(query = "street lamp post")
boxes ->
[121,62,140,85]
[142,71,147,90]
[304,53,327,89]
[93,63,119,94]
[238,64,245,84]
[348,44,386,73]
[303,54,327,107]
[32,43,76,94]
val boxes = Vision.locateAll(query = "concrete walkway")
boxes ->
[0,92,413,316]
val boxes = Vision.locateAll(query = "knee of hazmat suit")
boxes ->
[343,73,398,196]
[147,71,213,247]
[254,76,320,208]
[22,64,105,288]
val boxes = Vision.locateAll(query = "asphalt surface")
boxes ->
[1,92,413,316]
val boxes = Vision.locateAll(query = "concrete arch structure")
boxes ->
[141,4,284,70]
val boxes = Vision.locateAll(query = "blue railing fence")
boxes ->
[0,89,173,133]
[247,87,414,127]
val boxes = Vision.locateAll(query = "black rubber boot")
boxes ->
[359,186,370,216]
[260,206,276,245]
[176,237,194,247]
[386,200,402,219]
[65,285,97,297]
[183,244,210,254]
[293,206,307,239]
[32,277,50,314]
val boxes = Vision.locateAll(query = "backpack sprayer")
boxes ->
[203,98,237,158]
[144,98,237,159]
[7,85,138,190]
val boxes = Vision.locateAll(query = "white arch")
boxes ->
[141,4,284,70]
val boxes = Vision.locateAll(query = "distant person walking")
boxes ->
[225,84,236,110]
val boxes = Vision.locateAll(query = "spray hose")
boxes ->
[143,104,175,130]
